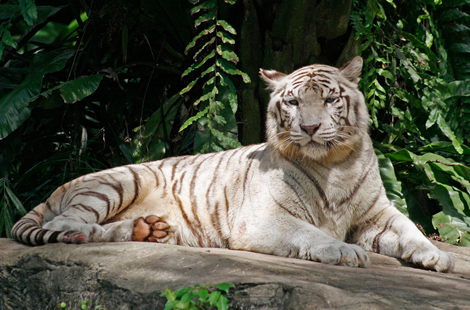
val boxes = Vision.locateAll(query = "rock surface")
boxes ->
[1,238,469,309]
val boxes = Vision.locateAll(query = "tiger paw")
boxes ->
[62,232,87,244]
[132,215,171,243]
[403,244,455,273]
[311,242,370,267]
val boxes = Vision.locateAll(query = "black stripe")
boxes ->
[35,229,47,246]
[338,150,376,207]
[126,166,141,207]
[359,187,383,219]
[287,158,329,209]
[372,214,398,253]
[45,200,58,216]
[75,191,110,221]
[223,187,231,231]
[175,195,202,246]
[273,198,297,218]
[282,179,316,225]
[142,163,160,188]
[176,171,187,195]
[48,231,61,243]
[74,203,100,222]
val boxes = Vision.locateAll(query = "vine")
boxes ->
[180,0,250,153]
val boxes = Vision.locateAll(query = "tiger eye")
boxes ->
[325,97,336,104]
[287,100,299,106]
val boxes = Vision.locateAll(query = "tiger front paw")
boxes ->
[310,242,370,268]
[132,215,173,243]
[403,244,455,273]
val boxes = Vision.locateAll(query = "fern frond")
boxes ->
[182,50,216,77]
[185,25,216,54]
[180,77,200,96]
[216,20,237,35]
[217,45,239,64]
[193,37,216,60]
[216,58,251,83]
[179,105,210,132]
[190,0,217,15]
[216,31,235,45]
[195,11,216,27]
[217,72,237,113]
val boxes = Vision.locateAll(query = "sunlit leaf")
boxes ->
[193,37,216,60]
[216,20,237,35]
[433,211,470,245]
[216,58,251,83]
[184,24,216,54]
[376,149,408,216]
[437,114,463,154]
[179,105,210,132]
[190,0,217,15]
[194,11,216,27]
[216,283,235,294]
[216,31,235,45]
[217,45,239,64]
[180,77,200,95]
[208,126,241,149]
[182,50,216,77]
[217,72,237,113]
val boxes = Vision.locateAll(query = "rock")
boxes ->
[1,238,469,309]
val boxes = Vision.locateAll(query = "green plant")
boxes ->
[0,0,195,236]
[179,0,250,153]
[160,283,234,310]
[351,0,470,245]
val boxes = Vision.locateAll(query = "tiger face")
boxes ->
[260,56,369,162]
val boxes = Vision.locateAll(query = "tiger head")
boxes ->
[260,56,369,162]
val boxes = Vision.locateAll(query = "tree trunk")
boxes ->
[238,0,355,144]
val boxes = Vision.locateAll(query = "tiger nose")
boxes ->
[301,124,321,136]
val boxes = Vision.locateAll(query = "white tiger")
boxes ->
[11,56,454,272]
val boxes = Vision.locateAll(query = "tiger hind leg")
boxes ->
[131,215,176,244]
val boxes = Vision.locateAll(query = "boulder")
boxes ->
[1,238,469,309]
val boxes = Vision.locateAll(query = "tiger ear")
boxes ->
[259,68,286,90]
[339,56,363,84]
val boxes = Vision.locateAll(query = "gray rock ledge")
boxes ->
[1,238,469,309]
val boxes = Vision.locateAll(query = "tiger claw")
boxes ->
[62,232,87,244]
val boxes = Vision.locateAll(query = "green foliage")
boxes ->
[160,283,234,310]
[352,0,470,245]
[180,0,250,153]
[0,0,195,237]
[0,178,26,238]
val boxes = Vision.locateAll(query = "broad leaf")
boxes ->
[432,211,470,246]
[41,75,104,104]
[376,149,408,216]
[0,48,75,139]
[19,0,37,26]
